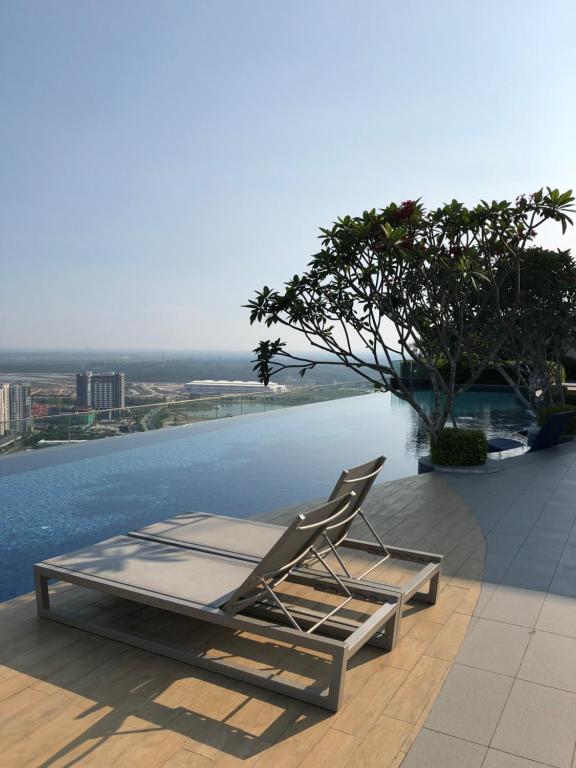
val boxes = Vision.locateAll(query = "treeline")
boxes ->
[0,353,363,385]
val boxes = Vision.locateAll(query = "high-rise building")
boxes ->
[77,372,125,410]
[8,384,32,433]
[76,371,92,408]
[91,372,125,409]
[0,384,9,436]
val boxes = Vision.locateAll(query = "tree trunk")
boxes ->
[556,352,566,405]
[495,364,531,410]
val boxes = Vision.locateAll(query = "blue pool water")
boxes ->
[0,391,532,601]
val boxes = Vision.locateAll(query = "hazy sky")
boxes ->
[1,1,575,351]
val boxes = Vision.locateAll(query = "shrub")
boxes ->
[430,428,488,466]
[537,405,576,435]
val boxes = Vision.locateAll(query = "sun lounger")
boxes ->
[34,492,400,711]
[130,457,442,607]
[488,410,575,454]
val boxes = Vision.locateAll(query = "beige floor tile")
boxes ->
[402,728,486,767]
[483,749,555,767]
[492,679,576,768]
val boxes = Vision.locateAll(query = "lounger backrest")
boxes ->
[531,411,575,452]
[324,456,386,547]
[223,492,355,613]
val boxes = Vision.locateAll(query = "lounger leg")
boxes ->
[356,600,399,651]
[326,646,347,711]
[35,571,50,615]
[398,562,441,606]
[377,602,400,650]
[412,570,440,605]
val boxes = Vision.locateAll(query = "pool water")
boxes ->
[0,390,532,601]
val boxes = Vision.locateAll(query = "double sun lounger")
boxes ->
[34,456,442,711]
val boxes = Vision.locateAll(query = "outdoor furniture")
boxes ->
[34,492,401,711]
[131,456,442,607]
[488,410,575,454]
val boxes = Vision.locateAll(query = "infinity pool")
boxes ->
[0,390,532,601]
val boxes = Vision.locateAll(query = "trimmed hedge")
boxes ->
[430,428,488,466]
[537,405,576,435]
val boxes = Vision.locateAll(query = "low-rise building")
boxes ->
[182,380,286,397]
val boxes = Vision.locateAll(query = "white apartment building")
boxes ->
[0,384,9,436]
[0,383,33,435]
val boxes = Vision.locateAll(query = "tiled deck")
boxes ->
[0,472,484,768]
[404,441,576,768]
[6,440,576,767]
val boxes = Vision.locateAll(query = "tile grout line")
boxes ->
[479,743,556,768]
[406,460,565,766]
[420,723,565,767]
[398,474,513,765]
[477,455,575,623]
[526,464,576,768]
[476,453,576,763]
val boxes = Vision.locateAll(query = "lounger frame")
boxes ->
[337,538,441,604]
[34,559,400,712]
[130,455,442,609]
[132,526,441,610]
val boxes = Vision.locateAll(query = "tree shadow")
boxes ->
[1,590,339,767]
[0,554,428,767]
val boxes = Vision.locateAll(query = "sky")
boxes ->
[1,0,575,352]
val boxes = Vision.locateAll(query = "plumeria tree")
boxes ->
[247,189,574,444]
[494,246,576,408]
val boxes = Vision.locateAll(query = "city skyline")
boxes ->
[1,1,575,351]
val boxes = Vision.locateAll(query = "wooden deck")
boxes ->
[0,473,484,768]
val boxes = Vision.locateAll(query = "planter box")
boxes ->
[418,455,504,475]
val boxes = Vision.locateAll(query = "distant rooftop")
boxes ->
[183,379,285,390]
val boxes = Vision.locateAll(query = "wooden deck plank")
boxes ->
[424,611,472,661]
[383,655,451,724]
[343,714,413,768]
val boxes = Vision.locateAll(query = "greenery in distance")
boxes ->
[0,352,366,385]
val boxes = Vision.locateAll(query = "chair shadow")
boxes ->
[0,532,433,766]
[1,590,340,767]
[34,670,331,768]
